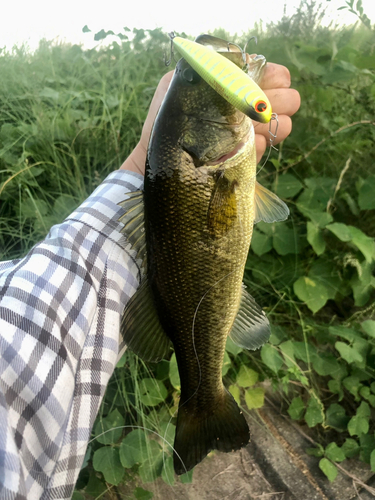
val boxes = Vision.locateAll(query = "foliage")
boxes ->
[1,2,375,496]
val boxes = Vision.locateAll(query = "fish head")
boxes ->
[148,57,253,174]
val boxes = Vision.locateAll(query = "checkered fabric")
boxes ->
[0,170,143,499]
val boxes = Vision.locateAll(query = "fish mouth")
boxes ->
[205,132,251,166]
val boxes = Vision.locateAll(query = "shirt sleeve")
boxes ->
[0,170,144,500]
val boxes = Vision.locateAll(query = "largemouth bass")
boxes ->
[119,36,289,474]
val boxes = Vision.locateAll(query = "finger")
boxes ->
[264,88,301,117]
[259,62,292,89]
[254,114,292,147]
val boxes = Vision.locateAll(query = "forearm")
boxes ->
[0,169,143,499]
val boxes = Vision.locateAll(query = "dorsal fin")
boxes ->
[229,284,270,350]
[254,182,289,224]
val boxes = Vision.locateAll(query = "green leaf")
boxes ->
[371,450,375,472]
[119,429,148,468]
[273,173,303,198]
[84,473,107,498]
[222,351,232,377]
[307,222,326,255]
[244,387,265,409]
[92,447,124,485]
[325,442,346,462]
[319,458,338,482]
[134,487,154,500]
[138,441,163,483]
[180,469,194,483]
[293,276,329,313]
[341,438,360,458]
[348,226,375,263]
[261,344,284,373]
[72,493,84,500]
[161,456,175,486]
[312,353,341,378]
[269,325,288,345]
[139,378,168,406]
[360,433,375,463]
[351,260,374,307]
[335,342,364,364]
[342,376,361,397]
[362,320,375,338]
[329,326,361,342]
[279,340,295,368]
[305,395,324,428]
[328,379,344,400]
[169,354,181,391]
[292,341,317,363]
[229,384,241,405]
[226,336,243,356]
[306,445,324,457]
[326,403,349,431]
[236,365,259,387]
[94,409,125,445]
[287,396,305,420]
[251,229,273,256]
[348,402,370,436]
[272,225,299,255]
[358,175,375,210]
[158,423,175,456]
[348,415,369,437]
[326,222,352,241]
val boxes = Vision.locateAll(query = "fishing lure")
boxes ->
[169,33,272,123]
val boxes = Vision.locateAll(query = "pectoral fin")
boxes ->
[118,190,147,268]
[254,182,289,224]
[207,172,238,238]
[121,278,172,362]
[229,284,270,350]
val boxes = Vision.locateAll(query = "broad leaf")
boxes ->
[287,396,305,420]
[305,395,324,428]
[244,387,265,409]
[236,365,259,387]
[93,447,124,485]
[261,344,284,373]
[293,276,329,313]
[319,458,338,482]
[139,378,168,407]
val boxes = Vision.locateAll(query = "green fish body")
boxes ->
[120,45,289,474]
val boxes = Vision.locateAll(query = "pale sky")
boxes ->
[0,0,374,51]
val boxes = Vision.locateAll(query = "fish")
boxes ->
[119,35,289,475]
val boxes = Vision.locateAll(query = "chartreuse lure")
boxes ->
[170,33,272,123]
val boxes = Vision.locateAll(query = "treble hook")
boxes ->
[165,32,176,66]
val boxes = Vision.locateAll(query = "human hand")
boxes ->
[120,62,300,174]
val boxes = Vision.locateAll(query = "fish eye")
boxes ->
[182,67,201,84]
[255,101,267,113]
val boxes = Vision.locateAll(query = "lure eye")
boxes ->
[255,101,267,113]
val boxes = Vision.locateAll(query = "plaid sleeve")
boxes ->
[0,170,144,500]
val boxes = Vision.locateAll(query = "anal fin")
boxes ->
[121,278,172,362]
[229,284,270,350]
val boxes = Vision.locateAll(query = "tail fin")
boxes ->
[173,389,250,475]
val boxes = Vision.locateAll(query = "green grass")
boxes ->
[1,8,375,498]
